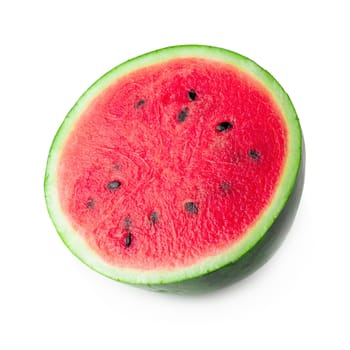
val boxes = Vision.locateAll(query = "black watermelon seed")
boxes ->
[188,90,197,101]
[185,201,198,214]
[135,99,145,108]
[107,180,121,190]
[248,149,260,160]
[86,198,95,209]
[150,211,159,224]
[125,232,132,247]
[178,107,189,122]
[123,217,132,228]
[216,121,233,132]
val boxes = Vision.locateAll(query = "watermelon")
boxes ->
[45,45,303,293]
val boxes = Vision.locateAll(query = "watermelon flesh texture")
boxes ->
[148,148,304,294]
[45,45,302,290]
[58,58,286,270]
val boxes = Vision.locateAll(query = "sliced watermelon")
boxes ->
[45,45,303,293]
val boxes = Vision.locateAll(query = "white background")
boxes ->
[1,1,349,349]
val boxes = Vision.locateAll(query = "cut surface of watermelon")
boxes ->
[45,45,302,287]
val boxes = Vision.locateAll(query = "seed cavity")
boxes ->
[178,107,189,122]
[150,211,159,225]
[248,149,260,161]
[216,121,233,132]
[220,182,231,194]
[107,180,121,190]
[123,217,132,229]
[185,201,198,214]
[188,90,197,101]
[86,198,95,209]
[125,232,132,247]
[135,99,145,108]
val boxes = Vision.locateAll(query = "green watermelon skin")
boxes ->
[45,45,303,293]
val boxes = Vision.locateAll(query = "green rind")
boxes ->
[44,45,302,289]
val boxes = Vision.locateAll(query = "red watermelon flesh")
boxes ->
[56,57,287,271]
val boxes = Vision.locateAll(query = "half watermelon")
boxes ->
[45,45,303,293]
